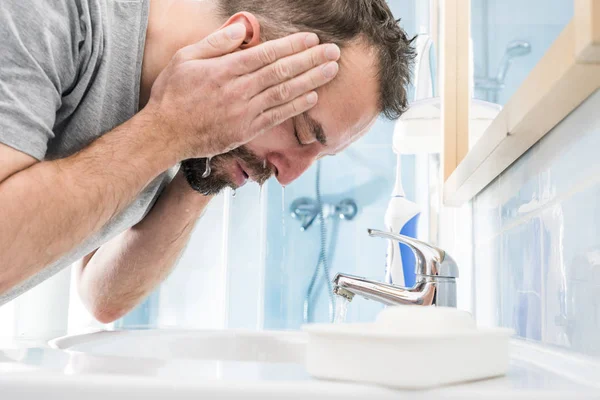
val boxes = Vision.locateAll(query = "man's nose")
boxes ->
[268,152,318,186]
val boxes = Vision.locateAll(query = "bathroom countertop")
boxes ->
[0,334,598,400]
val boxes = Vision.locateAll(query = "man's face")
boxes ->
[182,42,380,195]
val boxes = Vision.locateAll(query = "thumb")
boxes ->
[177,24,247,61]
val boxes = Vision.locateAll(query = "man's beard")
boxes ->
[181,146,273,195]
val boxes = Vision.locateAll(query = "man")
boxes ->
[0,0,414,322]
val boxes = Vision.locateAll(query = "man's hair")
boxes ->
[217,0,416,119]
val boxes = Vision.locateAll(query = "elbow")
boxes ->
[78,271,128,324]
[90,307,126,324]
[79,285,128,324]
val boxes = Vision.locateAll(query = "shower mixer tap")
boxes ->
[290,197,358,231]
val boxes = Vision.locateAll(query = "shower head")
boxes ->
[496,40,532,84]
[506,40,532,58]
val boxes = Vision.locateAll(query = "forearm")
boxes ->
[77,170,212,323]
[0,110,178,294]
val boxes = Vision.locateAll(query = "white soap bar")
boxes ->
[303,306,513,389]
[375,306,476,334]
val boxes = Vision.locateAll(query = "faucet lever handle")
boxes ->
[367,228,458,278]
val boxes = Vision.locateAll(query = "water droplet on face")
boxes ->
[262,159,267,170]
[202,157,212,179]
[232,189,237,198]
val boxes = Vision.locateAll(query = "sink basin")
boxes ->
[50,329,306,363]
[0,329,598,399]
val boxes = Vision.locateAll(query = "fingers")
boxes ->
[251,92,319,133]
[244,43,340,97]
[225,32,321,75]
[175,24,247,61]
[250,61,338,113]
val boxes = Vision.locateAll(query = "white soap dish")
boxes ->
[302,306,513,389]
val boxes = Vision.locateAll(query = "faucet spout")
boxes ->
[333,274,438,306]
[332,229,459,308]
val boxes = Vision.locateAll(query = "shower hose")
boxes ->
[303,160,336,323]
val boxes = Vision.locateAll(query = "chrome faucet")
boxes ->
[333,229,459,307]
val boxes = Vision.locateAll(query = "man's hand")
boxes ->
[145,23,341,160]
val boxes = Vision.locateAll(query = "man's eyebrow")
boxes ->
[303,113,328,146]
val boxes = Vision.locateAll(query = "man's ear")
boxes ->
[220,12,261,49]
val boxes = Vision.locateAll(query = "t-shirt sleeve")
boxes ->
[0,1,78,160]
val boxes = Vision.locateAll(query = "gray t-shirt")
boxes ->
[0,0,176,305]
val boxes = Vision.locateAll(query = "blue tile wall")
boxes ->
[473,90,600,358]
[499,217,543,341]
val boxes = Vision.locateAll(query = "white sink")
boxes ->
[52,329,306,363]
[0,329,598,399]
